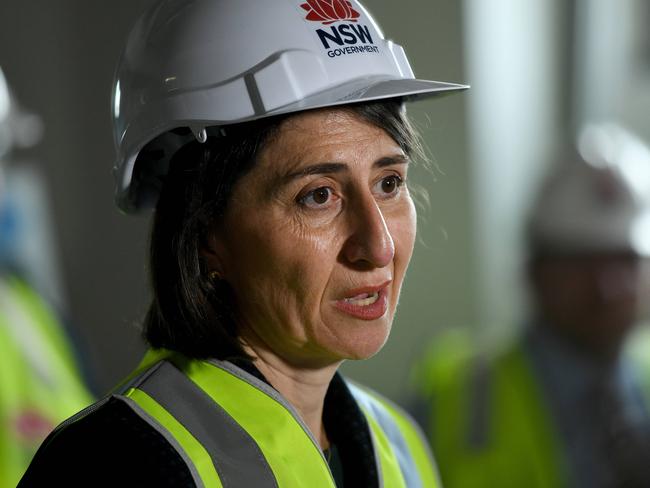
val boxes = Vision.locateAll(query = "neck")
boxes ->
[241,340,341,450]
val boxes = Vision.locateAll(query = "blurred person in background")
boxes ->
[19,0,467,486]
[414,124,650,488]
[0,66,92,487]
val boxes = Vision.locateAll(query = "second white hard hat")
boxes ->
[112,0,468,212]
[528,123,650,257]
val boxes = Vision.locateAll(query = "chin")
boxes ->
[332,320,392,361]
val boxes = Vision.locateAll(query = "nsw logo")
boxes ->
[300,0,378,57]
[301,0,361,25]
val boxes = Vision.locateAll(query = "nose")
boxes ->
[342,194,395,269]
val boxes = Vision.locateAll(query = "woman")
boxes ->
[20,0,466,486]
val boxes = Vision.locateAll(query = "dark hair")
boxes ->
[143,100,422,360]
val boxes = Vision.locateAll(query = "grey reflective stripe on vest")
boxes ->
[348,383,422,488]
[122,360,278,488]
[466,355,491,449]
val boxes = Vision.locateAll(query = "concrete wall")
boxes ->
[1,1,154,392]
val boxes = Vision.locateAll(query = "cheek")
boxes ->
[390,199,417,270]
[224,215,340,324]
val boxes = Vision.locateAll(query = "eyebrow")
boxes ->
[282,155,409,182]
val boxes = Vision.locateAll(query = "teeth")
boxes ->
[345,292,379,306]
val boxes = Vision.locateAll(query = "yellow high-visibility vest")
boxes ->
[414,333,567,488]
[0,276,93,488]
[61,348,441,487]
[415,328,650,488]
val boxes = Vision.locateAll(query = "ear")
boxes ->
[200,230,226,277]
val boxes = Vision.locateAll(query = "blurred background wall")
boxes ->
[0,1,154,392]
[1,0,649,399]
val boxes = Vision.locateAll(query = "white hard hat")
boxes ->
[112,0,468,212]
[528,123,650,256]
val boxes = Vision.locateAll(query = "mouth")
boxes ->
[344,291,380,306]
[334,281,391,320]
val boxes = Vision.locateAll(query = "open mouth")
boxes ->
[344,291,380,306]
[334,282,390,320]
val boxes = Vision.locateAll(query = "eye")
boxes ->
[375,174,403,197]
[298,186,337,209]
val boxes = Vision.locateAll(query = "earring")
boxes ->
[208,270,222,281]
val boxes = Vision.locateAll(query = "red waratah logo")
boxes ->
[301,0,361,25]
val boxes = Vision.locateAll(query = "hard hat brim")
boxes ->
[266,77,469,116]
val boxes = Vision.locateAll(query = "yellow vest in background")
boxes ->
[0,276,93,488]
[414,332,567,488]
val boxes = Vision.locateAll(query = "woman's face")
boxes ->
[209,108,417,368]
